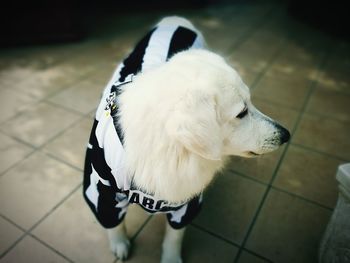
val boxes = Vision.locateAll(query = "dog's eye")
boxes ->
[236,107,248,119]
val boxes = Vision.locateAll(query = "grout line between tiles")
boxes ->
[29,234,75,263]
[0,60,106,127]
[0,183,81,261]
[228,170,333,213]
[226,168,267,186]
[130,216,153,241]
[301,110,350,125]
[0,130,38,150]
[0,103,84,144]
[0,149,36,178]
[0,47,112,262]
[252,95,350,125]
[0,215,75,262]
[226,6,275,53]
[233,40,334,263]
[291,143,350,162]
[43,100,87,117]
[240,248,274,262]
[27,110,85,150]
[0,214,27,233]
[112,215,153,263]
[270,186,334,211]
[191,223,240,248]
[0,233,30,260]
[42,62,108,102]
[312,86,350,97]
[249,39,288,91]
[0,110,91,178]
[43,151,84,173]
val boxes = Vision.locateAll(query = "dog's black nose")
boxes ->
[279,126,290,144]
[274,123,290,144]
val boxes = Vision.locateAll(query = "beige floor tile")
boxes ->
[12,66,82,100]
[89,109,97,118]
[317,70,350,94]
[125,215,164,263]
[182,226,238,263]
[32,188,149,263]
[283,26,329,55]
[205,26,249,55]
[247,28,284,49]
[0,45,69,88]
[0,102,81,147]
[127,215,238,263]
[88,62,119,88]
[52,49,117,80]
[1,236,69,263]
[125,205,151,239]
[317,42,350,94]
[0,133,33,175]
[252,75,310,110]
[0,89,37,123]
[293,113,350,160]
[265,61,318,83]
[0,67,37,89]
[238,251,270,263]
[238,39,282,62]
[194,172,266,244]
[238,69,258,87]
[5,43,110,100]
[276,45,322,69]
[229,22,285,70]
[48,79,103,114]
[274,145,342,208]
[227,55,260,84]
[306,87,350,122]
[246,189,332,263]
[229,50,270,75]
[225,147,284,184]
[42,118,93,170]
[0,152,81,229]
[0,217,24,255]
[0,42,85,73]
[194,8,263,54]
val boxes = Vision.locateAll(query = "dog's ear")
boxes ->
[166,91,222,160]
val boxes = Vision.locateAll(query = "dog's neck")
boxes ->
[125,142,225,204]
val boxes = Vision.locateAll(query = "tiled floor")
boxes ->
[1,2,349,263]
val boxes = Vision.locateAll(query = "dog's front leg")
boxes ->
[161,222,185,263]
[107,220,130,260]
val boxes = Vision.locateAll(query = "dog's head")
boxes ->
[166,49,290,160]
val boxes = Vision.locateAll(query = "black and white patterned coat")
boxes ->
[83,17,205,229]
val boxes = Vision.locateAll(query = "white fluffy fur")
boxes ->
[107,17,290,262]
[118,49,287,204]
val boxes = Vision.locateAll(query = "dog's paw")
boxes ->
[160,252,182,263]
[110,237,130,261]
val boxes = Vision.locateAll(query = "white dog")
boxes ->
[83,16,290,263]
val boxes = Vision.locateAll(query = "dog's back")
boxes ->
[157,16,197,31]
